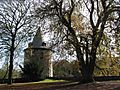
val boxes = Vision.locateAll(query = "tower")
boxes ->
[24,27,53,78]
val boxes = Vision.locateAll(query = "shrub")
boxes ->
[20,60,44,81]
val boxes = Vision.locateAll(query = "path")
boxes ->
[0,81,120,90]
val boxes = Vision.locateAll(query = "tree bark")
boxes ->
[8,48,14,84]
[79,54,96,83]
[8,37,15,84]
[81,65,94,83]
[75,40,97,83]
[68,26,95,83]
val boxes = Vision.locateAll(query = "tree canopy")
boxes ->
[33,0,120,83]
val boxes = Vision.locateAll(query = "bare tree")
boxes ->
[34,0,120,83]
[0,0,35,84]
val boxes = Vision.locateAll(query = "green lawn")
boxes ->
[31,79,67,84]
[39,79,66,82]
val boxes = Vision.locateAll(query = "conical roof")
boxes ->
[32,27,43,48]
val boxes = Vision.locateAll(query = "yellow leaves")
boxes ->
[71,14,84,32]
[64,13,84,32]
[96,50,120,76]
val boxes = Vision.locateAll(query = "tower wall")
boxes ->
[24,47,52,78]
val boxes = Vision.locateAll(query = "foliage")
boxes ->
[70,60,81,77]
[0,69,6,79]
[0,69,20,79]
[20,60,44,81]
[53,60,71,77]
[94,35,120,76]
[53,60,81,77]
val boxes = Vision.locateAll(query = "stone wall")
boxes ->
[24,47,52,78]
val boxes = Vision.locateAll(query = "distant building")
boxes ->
[24,27,53,77]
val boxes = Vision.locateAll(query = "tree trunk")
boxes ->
[8,49,14,84]
[74,41,94,83]
[67,23,97,83]
[8,36,15,84]
[75,44,96,83]
[81,65,94,83]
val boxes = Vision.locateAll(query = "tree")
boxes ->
[53,60,71,77]
[34,0,120,83]
[20,60,44,81]
[53,60,81,77]
[95,32,120,76]
[93,0,120,76]
[95,48,120,76]
[70,60,81,77]
[0,0,35,84]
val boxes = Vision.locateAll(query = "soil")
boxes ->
[0,81,120,90]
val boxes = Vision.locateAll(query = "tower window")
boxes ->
[42,42,46,46]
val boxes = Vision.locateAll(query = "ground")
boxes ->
[0,81,120,90]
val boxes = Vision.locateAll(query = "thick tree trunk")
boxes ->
[81,65,94,83]
[75,44,96,83]
[81,51,96,83]
[67,22,97,83]
[80,59,96,83]
[74,41,95,83]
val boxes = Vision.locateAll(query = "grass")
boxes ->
[0,79,70,90]
[30,79,67,84]
[4,79,68,86]
[0,79,67,86]
[39,79,66,82]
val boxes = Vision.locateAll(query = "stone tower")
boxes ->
[24,27,53,77]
